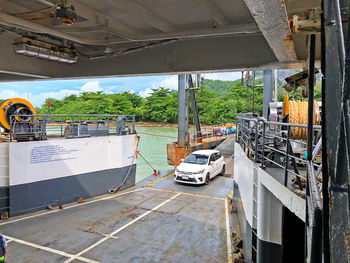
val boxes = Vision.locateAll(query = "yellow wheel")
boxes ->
[0,98,36,132]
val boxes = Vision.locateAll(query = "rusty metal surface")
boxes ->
[243,0,297,62]
[0,172,236,263]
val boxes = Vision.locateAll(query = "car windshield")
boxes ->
[183,154,208,165]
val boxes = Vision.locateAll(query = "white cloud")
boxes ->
[0,89,22,99]
[139,88,153,98]
[154,75,178,90]
[80,81,103,92]
[129,90,135,94]
[0,73,242,107]
[203,72,241,81]
[0,89,81,107]
[30,89,80,106]
[0,81,104,107]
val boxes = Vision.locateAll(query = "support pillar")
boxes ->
[262,70,273,118]
[177,74,189,147]
[188,75,201,137]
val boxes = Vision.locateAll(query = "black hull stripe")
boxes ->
[8,164,136,217]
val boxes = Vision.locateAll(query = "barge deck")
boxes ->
[0,170,237,263]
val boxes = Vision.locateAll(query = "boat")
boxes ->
[0,98,138,217]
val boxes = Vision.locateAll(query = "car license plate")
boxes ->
[182,176,189,180]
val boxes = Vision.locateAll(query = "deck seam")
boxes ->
[0,188,147,226]
[63,192,182,263]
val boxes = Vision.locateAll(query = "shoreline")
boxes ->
[135,122,178,128]
[135,122,215,128]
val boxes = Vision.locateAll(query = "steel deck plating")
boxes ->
[0,171,236,263]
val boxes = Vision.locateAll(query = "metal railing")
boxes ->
[236,117,322,188]
[9,114,136,142]
[237,115,324,261]
[187,125,236,144]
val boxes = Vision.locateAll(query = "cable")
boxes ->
[108,136,140,194]
[138,152,158,175]
[137,131,177,138]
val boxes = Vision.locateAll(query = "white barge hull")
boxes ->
[0,134,138,217]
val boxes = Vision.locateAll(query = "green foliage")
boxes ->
[201,79,240,98]
[36,78,269,125]
[143,87,177,123]
[277,82,322,102]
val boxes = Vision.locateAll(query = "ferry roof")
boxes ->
[0,0,321,82]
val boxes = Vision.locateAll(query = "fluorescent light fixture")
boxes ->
[13,37,78,64]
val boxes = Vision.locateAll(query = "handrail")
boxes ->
[9,114,136,141]
[307,161,323,210]
[236,116,322,192]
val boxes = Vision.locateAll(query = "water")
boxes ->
[135,127,177,182]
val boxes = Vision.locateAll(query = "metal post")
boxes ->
[78,116,81,136]
[9,118,12,142]
[252,71,255,113]
[323,0,350,261]
[263,70,273,118]
[320,3,330,260]
[284,126,291,187]
[306,33,317,263]
[273,69,278,102]
[188,75,201,138]
[307,35,316,160]
[132,116,136,134]
[96,116,99,137]
[255,121,258,163]
[60,116,63,136]
[235,123,238,143]
[261,121,266,169]
[178,74,189,147]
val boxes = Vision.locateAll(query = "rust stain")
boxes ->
[285,33,293,42]
[121,206,137,214]
[280,0,285,6]
[130,213,140,220]
[345,232,350,257]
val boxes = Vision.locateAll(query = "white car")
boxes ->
[174,149,225,185]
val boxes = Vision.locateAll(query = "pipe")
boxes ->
[0,12,260,46]
[0,12,105,45]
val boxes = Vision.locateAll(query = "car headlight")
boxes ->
[175,167,180,172]
[192,169,205,175]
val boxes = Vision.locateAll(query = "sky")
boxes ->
[0,72,241,107]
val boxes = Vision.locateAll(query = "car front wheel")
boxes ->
[221,165,225,176]
[205,173,210,185]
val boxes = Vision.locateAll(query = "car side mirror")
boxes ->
[180,158,184,162]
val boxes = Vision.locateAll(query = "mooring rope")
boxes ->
[137,131,177,139]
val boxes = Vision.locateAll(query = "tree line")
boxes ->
[37,78,321,125]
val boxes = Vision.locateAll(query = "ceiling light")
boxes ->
[13,37,78,64]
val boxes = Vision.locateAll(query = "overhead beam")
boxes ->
[0,12,259,46]
[30,0,140,39]
[0,70,49,78]
[107,0,175,32]
[73,0,140,38]
[127,23,259,42]
[243,0,297,62]
[193,0,229,26]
